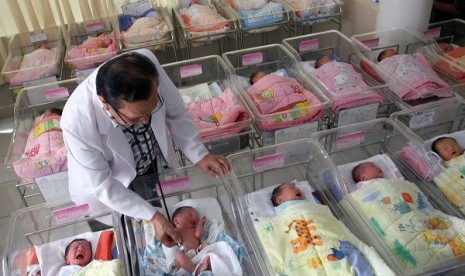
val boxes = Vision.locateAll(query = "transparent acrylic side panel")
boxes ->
[282,30,396,123]
[114,165,258,276]
[1,27,64,87]
[391,98,465,141]
[221,44,330,126]
[226,139,363,275]
[312,118,465,275]
[5,80,80,178]
[3,201,114,276]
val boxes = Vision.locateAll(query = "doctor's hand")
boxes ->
[152,211,181,247]
[196,154,231,178]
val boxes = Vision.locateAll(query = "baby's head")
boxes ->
[315,56,332,69]
[172,206,200,229]
[377,49,397,62]
[42,108,63,117]
[271,182,304,207]
[64,239,92,267]
[250,71,266,85]
[432,136,463,161]
[352,162,384,183]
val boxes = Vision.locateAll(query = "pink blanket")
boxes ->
[9,48,58,86]
[379,53,452,101]
[187,88,249,139]
[180,4,229,32]
[121,16,170,46]
[13,115,67,182]
[246,74,324,131]
[314,61,385,113]
[67,32,117,70]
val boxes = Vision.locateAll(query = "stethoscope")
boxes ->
[111,110,187,251]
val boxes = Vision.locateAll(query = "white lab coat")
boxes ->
[61,49,208,220]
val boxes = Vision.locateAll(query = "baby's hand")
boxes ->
[197,242,210,253]
[201,217,207,225]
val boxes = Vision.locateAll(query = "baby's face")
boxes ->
[316,56,332,68]
[380,49,397,61]
[359,162,384,181]
[252,72,266,84]
[65,240,92,266]
[435,138,463,161]
[173,208,200,229]
[277,183,304,205]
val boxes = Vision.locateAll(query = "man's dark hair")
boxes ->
[96,52,159,110]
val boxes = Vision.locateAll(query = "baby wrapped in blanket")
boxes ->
[246,72,323,130]
[119,8,170,46]
[352,162,465,269]
[312,56,385,113]
[186,87,249,139]
[254,182,394,275]
[377,49,452,103]
[431,136,465,214]
[13,108,67,182]
[9,45,58,86]
[67,32,117,70]
[143,201,243,275]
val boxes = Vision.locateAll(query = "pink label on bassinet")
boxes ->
[45,87,69,101]
[180,64,203,78]
[253,153,285,172]
[52,204,90,223]
[424,27,441,39]
[298,39,319,52]
[361,38,379,48]
[336,131,365,149]
[242,52,263,66]
[85,22,105,32]
[156,176,190,195]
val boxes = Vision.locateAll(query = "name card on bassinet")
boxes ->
[360,38,379,48]
[45,87,69,101]
[156,176,190,195]
[336,131,365,149]
[52,204,90,224]
[424,27,441,39]
[180,64,203,78]
[253,153,285,172]
[299,39,319,53]
[29,33,48,44]
[85,22,105,32]
[242,52,263,66]
[408,110,436,129]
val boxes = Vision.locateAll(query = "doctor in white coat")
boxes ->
[61,49,230,246]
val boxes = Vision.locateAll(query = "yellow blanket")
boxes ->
[255,201,386,275]
[434,154,465,213]
[352,179,465,270]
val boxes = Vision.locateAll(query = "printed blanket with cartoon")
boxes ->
[351,178,465,269]
[13,114,67,182]
[245,74,323,130]
[434,153,465,214]
[187,88,249,139]
[313,61,385,113]
[255,200,393,275]
[378,52,452,101]
[143,219,243,275]
[9,47,58,86]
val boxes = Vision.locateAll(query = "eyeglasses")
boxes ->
[112,94,164,127]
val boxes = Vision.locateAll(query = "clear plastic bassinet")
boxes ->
[312,118,465,275]
[283,30,396,128]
